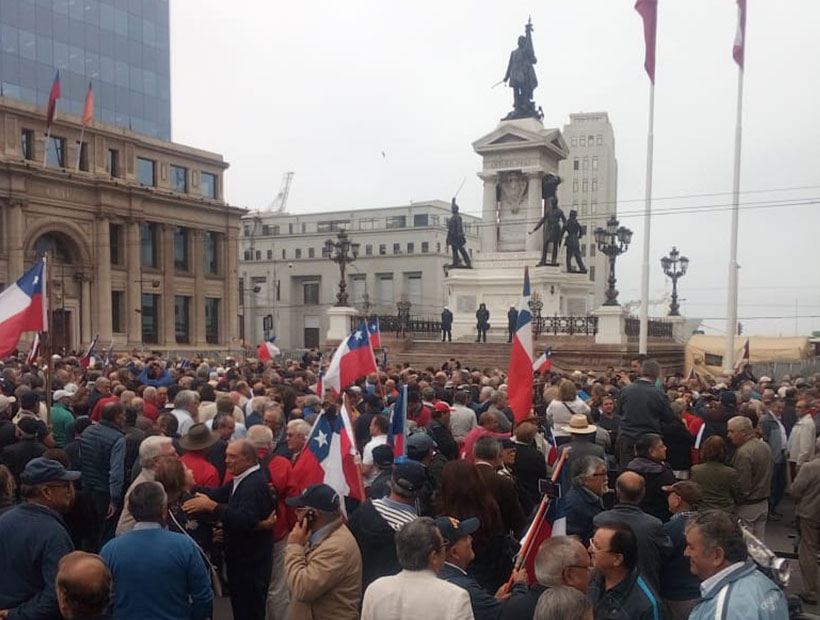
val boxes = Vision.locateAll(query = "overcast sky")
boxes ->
[169,0,820,337]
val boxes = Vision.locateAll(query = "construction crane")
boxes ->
[267,171,295,213]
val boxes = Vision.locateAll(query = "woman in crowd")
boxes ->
[690,435,739,513]
[547,379,591,446]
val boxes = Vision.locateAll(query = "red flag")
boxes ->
[82,81,94,126]
[733,0,747,69]
[46,71,61,129]
[635,0,658,83]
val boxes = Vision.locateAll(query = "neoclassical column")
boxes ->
[525,170,544,253]
[478,172,499,254]
[126,221,142,346]
[192,230,206,346]
[223,231,239,349]
[81,278,92,346]
[8,201,24,277]
[161,225,176,346]
[94,218,113,343]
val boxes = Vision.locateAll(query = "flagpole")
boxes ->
[42,126,52,168]
[638,81,654,356]
[723,67,744,373]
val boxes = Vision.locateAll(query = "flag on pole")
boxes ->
[388,385,408,458]
[366,317,381,349]
[733,0,747,69]
[635,0,658,83]
[257,338,281,362]
[532,347,552,374]
[685,366,697,382]
[101,340,114,374]
[733,338,750,374]
[0,259,47,358]
[26,332,42,366]
[508,268,534,424]
[81,81,94,126]
[78,334,99,368]
[46,71,61,129]
[324,325,379,395]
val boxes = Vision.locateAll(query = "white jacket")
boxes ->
[361,569,474,620]
[788,414,816,467]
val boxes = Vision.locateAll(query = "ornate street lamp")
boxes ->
[325,229,360,307]
[660,246,689,316]
[594,216,633,306]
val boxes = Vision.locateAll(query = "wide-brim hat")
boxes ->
[179,423,219,451]
[562,413,597,434]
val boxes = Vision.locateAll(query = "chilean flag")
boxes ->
[258,338,281,361]
[0,259,47,358]
[78,334,98,368]
[734,338,750,374]
[291,404,364,514]
[532,347,552,374]
[635,0,658,83]
[388,385,408,458]
[366,317,381,349]
[46,71,61,129]
[26,332,42,366]
[733,0,747,70]
[324,325,379,395]
[508,268,534,424]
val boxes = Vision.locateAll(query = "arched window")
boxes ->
[33,234,73,263]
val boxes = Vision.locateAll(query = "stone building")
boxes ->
[0,97,244,353]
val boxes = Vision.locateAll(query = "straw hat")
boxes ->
[563,413,597,435]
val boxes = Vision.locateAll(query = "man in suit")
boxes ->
[182,439,275,620]
[473,435,526,537]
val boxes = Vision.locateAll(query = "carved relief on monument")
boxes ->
[499,170,528,215]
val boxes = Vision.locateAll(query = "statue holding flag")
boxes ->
[502,18,540,120]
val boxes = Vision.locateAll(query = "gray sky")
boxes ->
[169,0,820,337]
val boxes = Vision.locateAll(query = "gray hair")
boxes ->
[480,386,495,399]
[287,419,311,437]
[231,439,259,463]
[174,389,199,410]
[534,586,592,620]
[303,395,321,409]
[138,436,173,468]
[571,455,606,486]
[247,425,274,450]
[250,396,268,415]
[640,359,661,380]
[473,435,501,461]
[685,510,747,563]
[128,481,167,523]
[727,415,753,433]
[395,517,440,571]
[534,536,587,586]
[491,390,507,405]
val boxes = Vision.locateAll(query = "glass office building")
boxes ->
[0,0,171,139]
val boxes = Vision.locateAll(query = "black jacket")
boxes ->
[440,563,527,620]
[662,419,694,471]
[428,420,458,461]
[588,569,662,620]
[615,379,674,440]
[564,484,603,546]
[347,499,407,589]
[625,457,677,522]
[0,438,46,483]
[660,510,701,601]
[441,309,453,328]
[476,464,526,537]
[512,442,547,516]
[499,583,547,620]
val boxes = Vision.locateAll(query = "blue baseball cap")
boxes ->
[435,515,480,545]
[286,483,340,512]
[21,457,81,485]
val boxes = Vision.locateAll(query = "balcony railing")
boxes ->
[532,316,599,338]
[625,317,674,340]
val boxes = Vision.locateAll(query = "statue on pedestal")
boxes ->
[446,198,472,269]
[530,174,565,266]
[502,18,540,121]
[562,210,587,273]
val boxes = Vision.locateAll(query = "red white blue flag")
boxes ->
[79,334,98,368]
[46,71,61,129]
[257,338,280,362]
[508,267,534,424]
[324,324,379,395]
[532,347,552,374]
[733,0,747,69]
[366,317,381,349]
[388,385,408,458]
[0,259,47,357]
[26,332,42,366]
[635,0,658,83]
[734,338,750,374]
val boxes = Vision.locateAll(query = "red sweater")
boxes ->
[181,452,220,488]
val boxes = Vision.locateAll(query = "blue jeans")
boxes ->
[769,459,787,512]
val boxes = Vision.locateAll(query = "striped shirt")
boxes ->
[372,497,417,531]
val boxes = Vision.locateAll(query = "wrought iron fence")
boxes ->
[532,315,598,338]
[625,317,674,340]
[351,315,443,339]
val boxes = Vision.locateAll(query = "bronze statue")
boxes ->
[562,209,587,273]
[530,175,566,266]
[446,198,472,268]
[503,18,539,120]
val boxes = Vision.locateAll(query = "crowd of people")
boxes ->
[0,349,817,620]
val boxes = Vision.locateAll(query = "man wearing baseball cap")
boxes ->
[660,481,703,619]
[438,515,529,620]
[284,483,362,619]
[0,457,79,619]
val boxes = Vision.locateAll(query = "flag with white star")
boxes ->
[323,324,379,395]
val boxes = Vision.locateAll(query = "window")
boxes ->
[21,130,34,160]
[137,157,155,186]
[317,220,349,233]
[204,232,219,274]
[170,165,187,193]
[243,250,251,261]
[573,179,579,193]
[205,298,220,344]
[379,244,386,256]
[295,248,302,259]
[436,242,441,253]
[175,296,190,344]
[596,134,603,145]
[571,136,577,146]
[304,282,320,305]
[140,222,158,268]
[301,223,306,233]
[255,250,261,261]
[78,142,89,171]
[581,201,588,214]
[591,200,598,214]
[589,266,596,282]
[588,135,595,144]
[591,179,598,192]
[201,172,217,198]
[582,180,588,193]
[141,293,160,344]
[308,247,315,258]
[413,214,429,227]
[267,249,272,260]
[365,244,373,256]
[386,215,407,229]
[376,274,394,307]
[174,227,189,271]
[590,243,596,257]
[393,243,401,254]
[283,249,287,259]
[579,136,586,147]
[583,157,589,170]
[262,225,271,235]
[243,226,250,237]
[592,156,599,170]
[288,224,293,235]
[573,158,579,171]
[421,241,429,253]
[109,223,124,265]
[46,136,66,168]
[581,243,586,256]
[111,291,124,333]
[321,246,330,258]
[406,242,414,254]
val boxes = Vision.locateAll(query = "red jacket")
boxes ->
[90,396,119,422]
[181,451,220,488]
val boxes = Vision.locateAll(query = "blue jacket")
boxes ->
[101,525,212,620]
[0,503,74,620]
[129,363,174,387]
[660,511,700,601]
[80,420,126,503]
[439,563,527,620]
[688,562,787,620]
[564,484,603,546]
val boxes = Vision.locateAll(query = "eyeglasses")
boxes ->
[589,540,614,554]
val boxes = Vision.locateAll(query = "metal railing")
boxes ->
[532,315,599,338]
[352,314,442,339]
[625,317,674,340]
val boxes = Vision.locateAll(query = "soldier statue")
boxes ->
[502,18,539,120]
[530,174,566,266]
[562,210,587,273]
[446,198,472,269]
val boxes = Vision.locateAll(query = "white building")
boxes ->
[557,112,618,306]
[239,201,480,349]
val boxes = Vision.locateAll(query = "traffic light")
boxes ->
[737,322,743,336]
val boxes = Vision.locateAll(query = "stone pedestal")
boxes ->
[593,306,628,345]
[325,306,359,345]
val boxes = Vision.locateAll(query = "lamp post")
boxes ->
[594,216,633,306]
[660,246,689,316]
[325,229,359,307]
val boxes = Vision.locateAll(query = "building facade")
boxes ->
[0,97,243,353]
[239,202,480,350]
[0,0,171,139]
[557,112,618,306]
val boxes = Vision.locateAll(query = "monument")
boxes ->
[444,19,594,340]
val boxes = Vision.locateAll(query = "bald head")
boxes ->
[615,471,645,505]
[56,551,111,619]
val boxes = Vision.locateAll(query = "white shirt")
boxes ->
[171,408,195,436]
[231,464,260,494]
[450,405,478,441]
[789,415,817,466]
[699,561,745,596]
[362,435,388,486]
[547,397,591,437]
[361,569,475,620]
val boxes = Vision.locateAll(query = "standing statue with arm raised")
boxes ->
[530,174,566,266]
